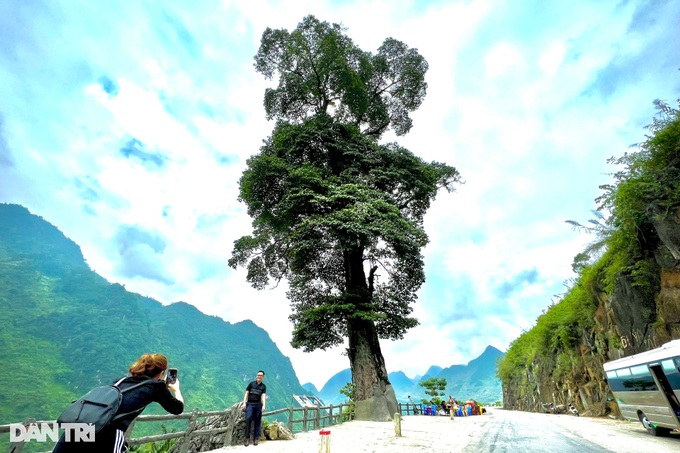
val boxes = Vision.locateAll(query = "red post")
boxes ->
[319,428,331,453]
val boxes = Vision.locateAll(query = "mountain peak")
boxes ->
[302,382,319,394]
[483,345,504,355]
[423,365,442,377]
[0,203,87,272]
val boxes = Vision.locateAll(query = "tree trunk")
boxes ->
[347,318,399,421]
[344,247,398,421]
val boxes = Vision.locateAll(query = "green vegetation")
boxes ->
[497,101,680,395]
[418,377,447,405]
[339,382,355,404]
[229,15,461,411]
[339,382,356,421]
[0,204,306,451]
[129,426,177,453]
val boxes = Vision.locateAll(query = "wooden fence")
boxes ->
[0,402,363,453]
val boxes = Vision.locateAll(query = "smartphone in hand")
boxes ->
[166,368,178,385]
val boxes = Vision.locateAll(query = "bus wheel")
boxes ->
[638,412,670,437]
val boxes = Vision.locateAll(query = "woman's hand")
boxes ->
[168,379,181,392]
[168,379,184,403]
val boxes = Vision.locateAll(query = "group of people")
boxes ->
[448,398,484,416]
[53,353,267,452]
[408,395,484,417]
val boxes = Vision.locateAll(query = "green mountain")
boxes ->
[387,371,417,396]
[421,365,443,379]
[301,382,319,394]
[317,368,352,405]
[0,204,306,428]
[437,346,504,403]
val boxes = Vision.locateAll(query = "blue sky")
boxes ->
[1,0,679,389]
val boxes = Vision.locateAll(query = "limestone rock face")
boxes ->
[650,204,680,342]
[649,204,680,260]
[657,271,680,342]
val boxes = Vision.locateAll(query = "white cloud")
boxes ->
[484,42,525,79]
[538,41,567,76]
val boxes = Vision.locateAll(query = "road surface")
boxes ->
[212,407,680,452]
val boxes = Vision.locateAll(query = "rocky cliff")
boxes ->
[502,207,680,417]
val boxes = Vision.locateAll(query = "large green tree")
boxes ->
[229,16,460,420]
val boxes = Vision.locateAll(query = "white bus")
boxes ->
[603,339,680,436]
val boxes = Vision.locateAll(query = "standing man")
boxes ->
[242,370,266,446]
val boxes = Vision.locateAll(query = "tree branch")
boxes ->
[367,264,379,296]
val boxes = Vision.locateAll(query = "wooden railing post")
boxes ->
[302,408,308,432]
[329,405,333,427]
[11,418,37,453]
[313,408,319,430]
[8,418,33,453]
[124,420,135,446]
[288,407,294,432]
[177,409,199,453]
[394,412,402,437]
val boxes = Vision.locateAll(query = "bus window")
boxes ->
[616,368,631,377]
[630,365,648,376]
[609,365,657,392]
[606,371,617,380]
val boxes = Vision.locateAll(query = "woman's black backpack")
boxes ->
[57,377,153,432]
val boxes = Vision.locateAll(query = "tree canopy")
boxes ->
[229,16,460,419]
[419,377,447,405]
[254,15,429,138]
[229,114,459,351]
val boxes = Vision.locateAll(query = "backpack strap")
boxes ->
[115,378,155,394]
[110,378,156,423]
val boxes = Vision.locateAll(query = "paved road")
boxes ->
[471,410,614,452]
[471,409,680,453]
[213,407,680,452]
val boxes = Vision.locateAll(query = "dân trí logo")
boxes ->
[10,423,95,442]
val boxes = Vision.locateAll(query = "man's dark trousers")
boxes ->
[245,402,263,440]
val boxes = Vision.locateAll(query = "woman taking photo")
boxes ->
[53,353,184,452]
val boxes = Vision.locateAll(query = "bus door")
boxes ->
[649,364,680,424]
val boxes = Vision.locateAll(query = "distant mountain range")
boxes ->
[306,346,505,405]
